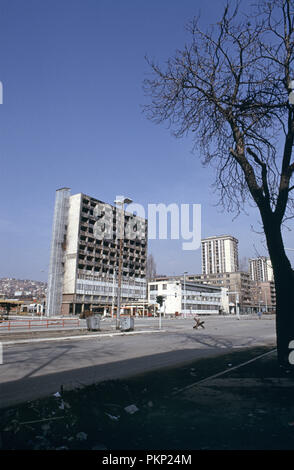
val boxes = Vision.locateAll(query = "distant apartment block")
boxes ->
[249,256,274,282]
[250,280,276,313]
[201,235,239,275]
[248,257,275,312]
[46,188,147,316]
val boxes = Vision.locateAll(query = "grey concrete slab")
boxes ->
[0,317,276,408]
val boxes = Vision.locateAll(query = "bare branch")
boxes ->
[143,0,294,223]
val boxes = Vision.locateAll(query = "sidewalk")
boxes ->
[1,344,294,450]
[0,323,164,344]
[0,328,164,345]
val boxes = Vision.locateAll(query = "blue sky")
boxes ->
[0,0,293,281]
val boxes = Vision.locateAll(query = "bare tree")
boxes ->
[146,253,157,281]
[239,256,249,272]
[143,0,294,367]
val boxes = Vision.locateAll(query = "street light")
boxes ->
[111,268,117,319]
[114,196,133,330]
[183,272,188,319]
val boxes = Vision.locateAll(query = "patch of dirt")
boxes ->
[1,345,294,450]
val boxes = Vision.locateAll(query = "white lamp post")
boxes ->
[111,268,117,319]
[183,272,188,318]
[114,196,133,330]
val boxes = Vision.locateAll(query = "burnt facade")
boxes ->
[47,189,147,316]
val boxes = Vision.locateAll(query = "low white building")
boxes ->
[148,279,222,316]
[21,301,45,315]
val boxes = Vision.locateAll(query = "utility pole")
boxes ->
[114,196,133,330]
[183,272,188,318]
[111,268,116,319]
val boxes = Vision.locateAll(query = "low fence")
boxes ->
[0,318,81,332]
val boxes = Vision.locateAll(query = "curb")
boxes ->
[172,348,277,395]
[1,329,167,346]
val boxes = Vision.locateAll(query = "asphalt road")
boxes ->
[0,316,276,409]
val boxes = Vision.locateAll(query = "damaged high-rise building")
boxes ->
[46,188,147,316]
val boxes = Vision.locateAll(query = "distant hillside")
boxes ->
[0,278,47,299]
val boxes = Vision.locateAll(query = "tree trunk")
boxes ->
[263,217,294,368]
[275,269,294,367]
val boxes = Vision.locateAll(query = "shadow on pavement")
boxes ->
[2,345,294,450]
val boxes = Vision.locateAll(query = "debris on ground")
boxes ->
[124,404,139,415]
[1,346,294,450]
[105,413,120,421]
